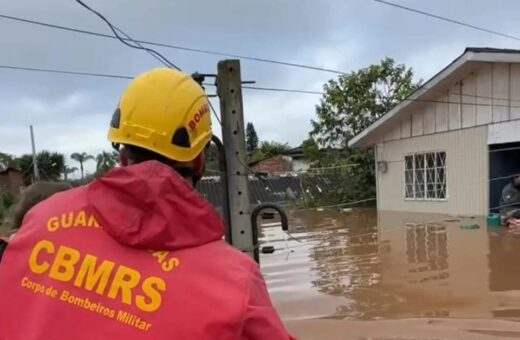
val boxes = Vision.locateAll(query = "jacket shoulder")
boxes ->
[192,240,260,281]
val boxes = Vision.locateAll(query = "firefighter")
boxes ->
[0,68,294,339]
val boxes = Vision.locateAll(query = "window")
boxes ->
[405,151,446,200]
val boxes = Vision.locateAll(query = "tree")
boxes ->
[311,58,418,148]
[95,151,119,176]
[63,166,78,181]
[204,143,220,174]
[250,141,291,162]
[0,191,15,230]
[246,122,259,154]
[0,152,16,171]
[71,152,94,179]
[259,141,290,158]
[306,58,419,205]
[301,138,320,160]
[17,151,65,184]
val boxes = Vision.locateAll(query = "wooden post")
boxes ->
[217,60,255,260]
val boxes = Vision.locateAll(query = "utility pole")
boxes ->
[29,125,40,182]
[217,60,255,260]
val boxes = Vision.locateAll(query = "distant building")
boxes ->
[249,147,310,175]
[349,48,520,216]
[0,168,24,195]
[284,147,309,172]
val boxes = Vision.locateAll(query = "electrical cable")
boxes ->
[0,12,346,75]
[241,85,324,95]
[7,63,520,109]
[372,0,520,42]
[74,0,181,70]
[207,100,222,126]
[0,64,133,79]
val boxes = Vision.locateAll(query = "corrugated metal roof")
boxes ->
[197,174,339,208]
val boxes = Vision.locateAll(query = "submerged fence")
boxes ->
[197,168,370,209]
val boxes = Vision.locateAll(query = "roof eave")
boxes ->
[350,50,520,148]
[348,51,477,148]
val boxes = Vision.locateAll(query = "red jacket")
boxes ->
[0,161,294,340]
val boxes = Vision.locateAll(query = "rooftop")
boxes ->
[349,47,520,148]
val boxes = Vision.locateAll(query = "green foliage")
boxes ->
[303,58,418,207]
[301,138,349,168]
[17,151,65,184]
[63,166,78,181]
[205,143,220,174]
[95,151,119,177]
[0,191,15,228]
[311,57,418,147]
[250,141,291,162]
[0,152,17,171]
[301,138,320,161]
[71,152,94,179]
[246,122,259,154]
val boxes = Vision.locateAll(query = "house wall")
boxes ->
[249,155,292,174]
[292,159,310,172]
[375,126,488,216]
[382,62,520,143]
[250,156,310,174]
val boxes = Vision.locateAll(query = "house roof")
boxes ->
[348,47,520,148]
[247,147,303,167]
[247,154,284,167]
[283,146,304,157]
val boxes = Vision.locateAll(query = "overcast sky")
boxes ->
[1,0,519,176]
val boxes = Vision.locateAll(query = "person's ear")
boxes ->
[119,151,128,166]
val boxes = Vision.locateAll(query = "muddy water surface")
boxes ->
[259,209,520,337]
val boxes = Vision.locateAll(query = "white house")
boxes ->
[349,48,520,216]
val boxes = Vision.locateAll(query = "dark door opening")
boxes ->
[489,142,520,213]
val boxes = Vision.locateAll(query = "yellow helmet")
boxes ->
[108,68,212,162]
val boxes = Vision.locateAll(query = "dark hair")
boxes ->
[120,144,198,179]
[2,181,72,235]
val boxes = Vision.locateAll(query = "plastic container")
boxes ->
[487,213,501,227]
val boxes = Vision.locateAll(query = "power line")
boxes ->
[0,13,347,75]
[60,0,213,126]
[0,63,326,96]
[0,65,132,79]
[372,0,520,42]
[207,100,222,126]
[242,86,323,95]
[74,0,181,70]
[5,63,520,108]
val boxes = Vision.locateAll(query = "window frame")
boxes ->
[403,150,448,202]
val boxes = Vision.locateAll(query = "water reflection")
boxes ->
[405,223,449,284]
[260,208,520,321]
[488,228,520,318]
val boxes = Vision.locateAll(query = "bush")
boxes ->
[0,191,16,228]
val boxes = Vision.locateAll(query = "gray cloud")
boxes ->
[2,0,520,178]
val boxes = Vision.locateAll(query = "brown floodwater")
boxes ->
[259,208,520,325]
